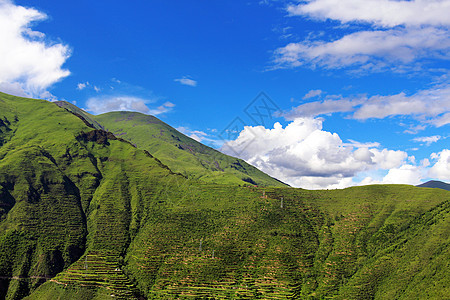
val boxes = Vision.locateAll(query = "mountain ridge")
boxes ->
[54,101,287,187]
[417,180,450,191]
[0,92,448,299]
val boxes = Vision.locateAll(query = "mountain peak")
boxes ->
[417,180,450,191]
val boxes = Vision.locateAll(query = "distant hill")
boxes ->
[417,180,450,191]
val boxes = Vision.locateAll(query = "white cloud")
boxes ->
[352,86,450,121]
[174,77,197,87]
[86,96,150,114]
[221,118,408,189]
[86,96,175,115]
[360,164,424,186]
[177,126,209,142]
[382,164,423,185]
[274,27,450,71]
[77,81,101,92]
[176,126,224,148]
[345,139,380,148]
[0,0,70,97]
[287,96,363,118]
[287,0,450,27]
[303,89,322,99]
[286,84,450,126]
[275,0,450,73]
[429,149,450,180]
[77,82,89,90]
[421,158,431,167]
[413,135,442,146]
[148,101,175,116]
[0,81,30,97]
[432,112,450,127]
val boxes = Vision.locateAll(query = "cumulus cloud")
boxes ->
[221,118,408,189]
[381,164,423,185]
[0,0,70,97]
[360,164,424,186]
[174,77,197,87]
[429,149,450,180]
[85,96,175,115]
[286,84,450,126]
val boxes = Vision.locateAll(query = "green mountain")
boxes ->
[54,101,105,130]
[0,92,449,299]
[417,180,450,191]
[94,110,287,187]
[54,102,286,187]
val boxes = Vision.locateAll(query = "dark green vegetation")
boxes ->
[0,92,449,299]
[417,180,450,191]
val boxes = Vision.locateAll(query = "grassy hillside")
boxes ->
[93,111,287,187]
[52,102,287,187]
[0,92,448,299]
[54,101,105,130]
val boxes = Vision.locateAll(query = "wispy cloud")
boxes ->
[303,89,322,99]
[77,81,101,92]
[0,0,70,97]
[148,101,175,116]
[285,84,450,127]
[176,126,224,148]
[77,82,89,90]
[174,77,197,87]
[274,27,450,71]
[274,0,450,73]
[86,96,175,115]
[176,126,209,142]
[413,135,442,146]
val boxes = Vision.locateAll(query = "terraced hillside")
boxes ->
[0,92,449,299]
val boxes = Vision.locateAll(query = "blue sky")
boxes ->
[0,0,449,189]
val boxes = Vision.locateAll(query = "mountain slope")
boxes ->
[0,92,448,299]
[417,180,450,191]
[0,92,175,299]
[52,102,286,187]
[93,111,287,187]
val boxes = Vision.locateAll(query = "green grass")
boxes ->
[0,92,449,299]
